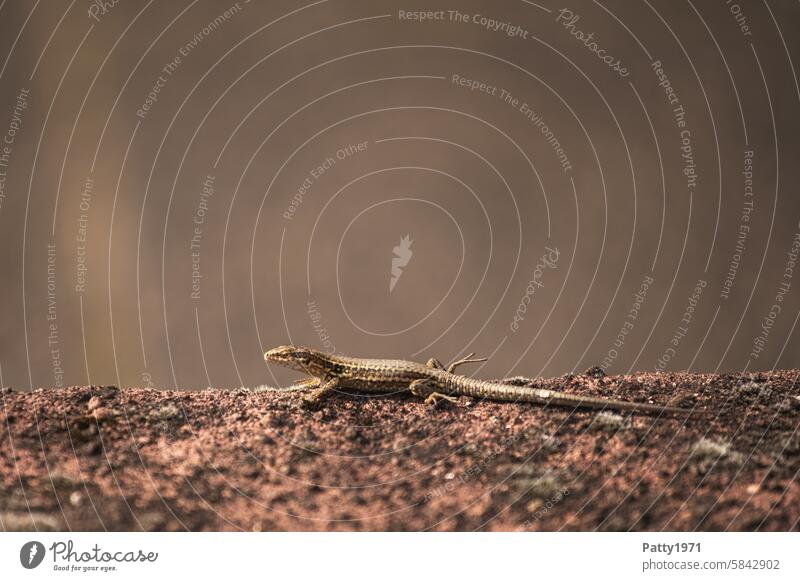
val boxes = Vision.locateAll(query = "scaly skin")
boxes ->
[263,345,701,415]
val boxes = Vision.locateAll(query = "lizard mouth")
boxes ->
[264,346,295,364]
[264,345,314,373]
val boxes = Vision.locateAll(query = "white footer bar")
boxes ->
[1,532,796,580]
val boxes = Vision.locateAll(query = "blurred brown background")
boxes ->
[0,0,798,390]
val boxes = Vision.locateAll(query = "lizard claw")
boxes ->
[423,392,459,406]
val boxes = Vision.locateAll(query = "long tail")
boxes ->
[458,379,700,416]
[531,388,698,416]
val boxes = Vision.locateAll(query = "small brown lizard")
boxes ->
[263,345,701,415]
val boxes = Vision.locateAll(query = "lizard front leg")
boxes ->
[409,378,458,406]
[301,378,339,410]
[425,358,445,370]
[292,377,320,389]
[254,378,319,393]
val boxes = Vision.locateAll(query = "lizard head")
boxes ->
[264,345,333,377]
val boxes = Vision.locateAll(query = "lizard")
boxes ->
[263,345,702,416]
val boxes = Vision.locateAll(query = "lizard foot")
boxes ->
[423,392,459,406]
[298,378,338,411]
[447,352,488,373]
[410,379,458,407]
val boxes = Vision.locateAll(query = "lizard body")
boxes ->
[263,345,700,415]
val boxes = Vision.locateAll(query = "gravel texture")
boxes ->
[1,369,799,531]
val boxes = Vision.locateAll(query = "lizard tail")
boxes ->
[459,380,702,415]
[525,387,701,416]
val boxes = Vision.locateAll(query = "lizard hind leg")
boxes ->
[447,352,489,374]
[409,378,458,406]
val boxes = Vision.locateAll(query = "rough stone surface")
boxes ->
[1,371,798,531]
